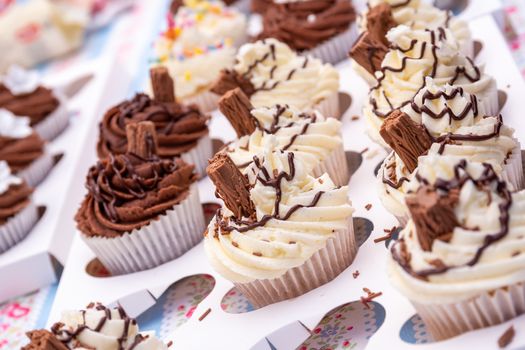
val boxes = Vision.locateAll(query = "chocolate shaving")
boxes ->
[211,70,256,97]
[406,186,459,251]
[125,121,158,158]
[498,325,515,348]
[150,66,175,103]
[22,329,68,350]
[380,110,432,173]
[349,31,388,75]
[207,153,255,220]
[374,226,397,243]
[365,203,372,211]
[361,288,382,309]
[366,3,396,45]
[198,308,211,322]
[218,88,257,137]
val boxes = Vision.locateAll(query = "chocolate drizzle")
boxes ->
[391,160,513,278]
[217,152,325,234]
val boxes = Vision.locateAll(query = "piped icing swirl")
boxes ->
[75,155,197,238]
[225,105,342,176]
[378,79,517,218]
[204,149,353,283]
[228,39,339,110]
[153,1,245,98]
[41,303,167,349]
[362,0,472,56]
[257,0,356,51]
[97,93,209,159]
[364,26,496,146]
[388,160,525,304]
[0,109,45,172]
[0,161,31,225]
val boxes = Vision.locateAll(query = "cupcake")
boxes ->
[377,79,521,225]
[98,67,211,175]
[151,0,247,112]
[388,160,525,340]
[357,26,497,148]
[218,88,349,185]
[76,121,205,275]
[204,148,356,307]
[255,0,357,64]
[358,0,472,58]
[0,65,68,141]
[22,302,168,349]
[212,38,340,117]
[0,161,38,254]
[0,109,54,187]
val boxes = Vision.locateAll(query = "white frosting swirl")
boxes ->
[52,304,167,350]
[0,161,22,195]
[377,80,517,218]
[0,108,32,138]
[152,1,245,98]
[363,26,496,146]
[2,65,39,95]
[388,161,525,304]
[364,0,472,56]
[204,149,353,283]
[233,39,339,110]
[226,105,342,178]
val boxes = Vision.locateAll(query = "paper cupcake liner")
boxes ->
[234,217,357,308]
[34,91,69,141]
[0,202,39,254]
[314,91,340,119]
[180,134,213,176]
[312,143,350,187]
[16,152,54,188]
[476,80,499,117]
[181,90,220,113]
[413,282,525,341]
[501,140,524,191]
[302,23,359,65]
[81,185,206,275]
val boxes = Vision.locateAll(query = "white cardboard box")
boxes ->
[46,12,525,350]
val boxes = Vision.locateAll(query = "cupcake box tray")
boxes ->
[0,0,167,303]
[43,12,525,350]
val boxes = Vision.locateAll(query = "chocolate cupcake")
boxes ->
[98,67,211,175]
[218,89,349,186]
[0,161,38,253]
[22,302,168,349]
[204,148,356,307]
[256,0,357,64]
[77,122,205,274]
[0,108,54,187]
[212,39,340,117]
[0,66,68,141]
[389,160,525,340]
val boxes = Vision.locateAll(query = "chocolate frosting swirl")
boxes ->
[75,155,197,238]
[0,181,32,225]
[0,133,44,173]
[257,0,356,51]
[0,84,59,126]
[97,93,209,160]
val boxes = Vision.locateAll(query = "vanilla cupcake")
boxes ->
[22,302,168,349]
[0,161,38,254]
[377,79,521,224]
[0,109,54,187]
[389,160,525,340]
[212,38,340,117]
[0,66,68,141]
[76,122,205,275]
[151,0,247,112]
[205,149,356,307]
[218,90,349,185]
[362,26,497,148]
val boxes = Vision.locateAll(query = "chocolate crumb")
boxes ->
[253,252,262,256]
[498,325,515,348]
[232,241,239,248]
[512,251,521,257]
[198,308,212,322]
[365,203,372,211]
[351,115,360,121]
[353,270,360,279]
[167,341,173,347]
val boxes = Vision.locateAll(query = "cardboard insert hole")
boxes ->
[354,217,374,246]
[85,258,112,278]
[338,92,352,120]
[498,90,508,112]
[346,150,363,178]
